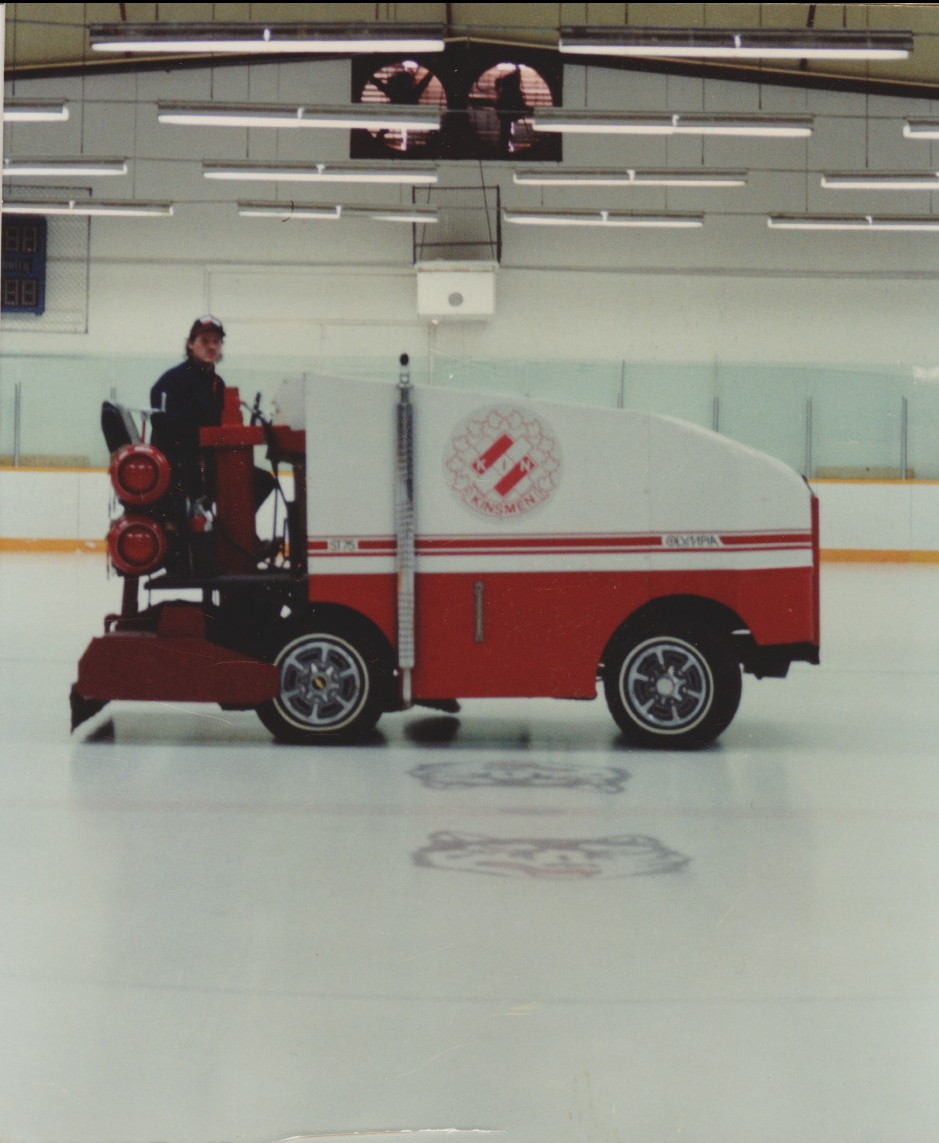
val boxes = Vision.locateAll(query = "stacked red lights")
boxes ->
[107,443,172,575]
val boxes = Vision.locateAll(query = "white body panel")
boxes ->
[304,373,813,570]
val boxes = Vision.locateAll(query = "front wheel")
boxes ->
[603,624,741,750]
[256,623,389,743]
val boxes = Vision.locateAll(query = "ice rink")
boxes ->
[1,552,937,1143]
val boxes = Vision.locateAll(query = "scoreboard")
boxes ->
[1,215,47,315]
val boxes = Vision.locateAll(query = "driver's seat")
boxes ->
[100,401,141,453]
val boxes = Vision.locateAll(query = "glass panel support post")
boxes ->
[804,397,813,479]
[13,382,22,467]
[900,395,909,479]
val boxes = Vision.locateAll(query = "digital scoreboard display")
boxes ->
[1,215,47,315]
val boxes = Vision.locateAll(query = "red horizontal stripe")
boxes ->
[720,532,812,546]
[309,531,812,554]
[420,534,661,551]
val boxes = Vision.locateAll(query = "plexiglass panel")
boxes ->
[0,352,930,478]
[905,381,939,481]
[0,374,15,462]
[811,368,906,478]
[718,365,810,476]
[620,363,714,429]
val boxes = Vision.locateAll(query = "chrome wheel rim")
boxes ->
[620,636,713,734]
[276,635,367,731]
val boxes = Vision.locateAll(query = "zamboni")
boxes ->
[72,356,819,749]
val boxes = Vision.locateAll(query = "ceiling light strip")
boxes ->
[768,214,939,232]
[205,162,438,185]
[532,110,812,138]
[2,200,172,217]
[3,99,69,123]
[159,102,442,132]
[90,22,445,54]
[505,209,704,229]
[366,211,438,224]
[238,202,438,224]
[2,158,128,178]
[558,26,912,61]
[821,172,939,190]
[238,203,342,220]
[513,167,747,187]
[904,120,939,140]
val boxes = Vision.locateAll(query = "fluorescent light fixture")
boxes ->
[904,119,939,139]
[821,171,939,190]
[238,201,438,224]
[158,101,442,132]
[349,206,438,224]
[2,157,128,178]
[513,167,747,187]
[238,203,342,220]
[1,199,172,217]
[505,209,704,229]
[532,109,813,137]
[768,213,939,232]
[90,22,445,54]
[3,99,69,122]
[558,25,912,60]
[204,162,438,185]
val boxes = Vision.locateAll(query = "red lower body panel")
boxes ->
[309,565,818,699]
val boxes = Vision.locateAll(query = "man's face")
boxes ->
[189,330,223,367]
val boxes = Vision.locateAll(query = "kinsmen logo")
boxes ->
[445,406,561,519]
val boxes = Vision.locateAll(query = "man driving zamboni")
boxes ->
[151,315,274,513]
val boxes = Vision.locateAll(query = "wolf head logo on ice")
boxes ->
[413,832,690,879]
[409,760,630,793]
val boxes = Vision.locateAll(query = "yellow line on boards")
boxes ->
[0,467,109,475]
[0,539,107,553]
[820,549,939,563]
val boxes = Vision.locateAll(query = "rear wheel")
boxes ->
[603,624,741,749]
[257,623,390,743]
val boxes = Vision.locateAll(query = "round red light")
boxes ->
[108,515,168,576]
[110,444,171,506]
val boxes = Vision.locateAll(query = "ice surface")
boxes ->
[1,554,937,1143]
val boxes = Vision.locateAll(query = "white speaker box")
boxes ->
[415,261,497,320]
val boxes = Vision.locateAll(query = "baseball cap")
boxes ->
[188,314,225,340]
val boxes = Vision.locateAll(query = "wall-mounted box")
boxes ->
[415,261,497,320]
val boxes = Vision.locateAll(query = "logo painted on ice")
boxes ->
[412,832,691,879]
[444,406,561,519]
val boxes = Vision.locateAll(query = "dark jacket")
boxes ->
[150,358,225,496]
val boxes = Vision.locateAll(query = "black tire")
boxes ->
[603,623,742,749]
[256,621,390,744]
